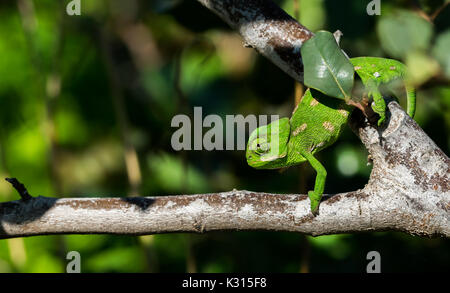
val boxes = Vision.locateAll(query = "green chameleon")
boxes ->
[246,34,416,215]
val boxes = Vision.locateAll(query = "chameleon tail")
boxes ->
[405,84,416,119]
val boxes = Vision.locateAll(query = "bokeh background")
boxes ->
[0,0,449,273]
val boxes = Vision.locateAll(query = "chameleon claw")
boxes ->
[308,191,321,216]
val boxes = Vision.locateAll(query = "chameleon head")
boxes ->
[246,118,290,169]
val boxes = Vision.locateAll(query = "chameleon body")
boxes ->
[246,57,416,214]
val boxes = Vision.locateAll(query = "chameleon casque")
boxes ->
[246,31,416,215]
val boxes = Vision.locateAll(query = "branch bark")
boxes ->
[196,0,313,81]
[0,0,448,239]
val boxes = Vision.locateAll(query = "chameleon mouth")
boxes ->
[245,151,265,169]
[260,154,283,162]
[246,149,286,169]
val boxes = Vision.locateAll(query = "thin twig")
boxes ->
[410,0,449,23]
[5,178,33,201]
[431,2,449,21]
[293,0,300,20]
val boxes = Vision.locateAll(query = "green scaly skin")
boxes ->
[351,57,416,125]
[246,57,416,215]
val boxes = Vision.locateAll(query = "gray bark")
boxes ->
[197,0,313,81]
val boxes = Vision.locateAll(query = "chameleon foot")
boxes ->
[308,191,322,216]
[376,114,385,126]
[371,95,386,126]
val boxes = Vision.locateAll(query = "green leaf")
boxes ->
[377,10,433,59]
[301,30,354,100]
[432,30,450,79]
[406,51,440,86]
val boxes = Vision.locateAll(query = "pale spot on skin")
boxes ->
[260,155,282,162]
[323,121,335,132]
[354,66,361,70]
[316,142,325,148]
[390,66,396,70]
[338,109,349,117]
[310,99,319,107]
[293,123,307,136]
[373,72,381,78]
[311,141,326,152]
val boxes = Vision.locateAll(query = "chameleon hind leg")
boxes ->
[370,89,386,126]
[372,84,416,125]
[302,151,327,215]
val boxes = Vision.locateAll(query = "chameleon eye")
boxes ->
[256,142,269,154]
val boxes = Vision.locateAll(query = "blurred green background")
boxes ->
[0,0,449,273]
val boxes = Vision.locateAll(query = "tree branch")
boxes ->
[196,0,313,81]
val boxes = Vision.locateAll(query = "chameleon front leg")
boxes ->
[302,151,327,215]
